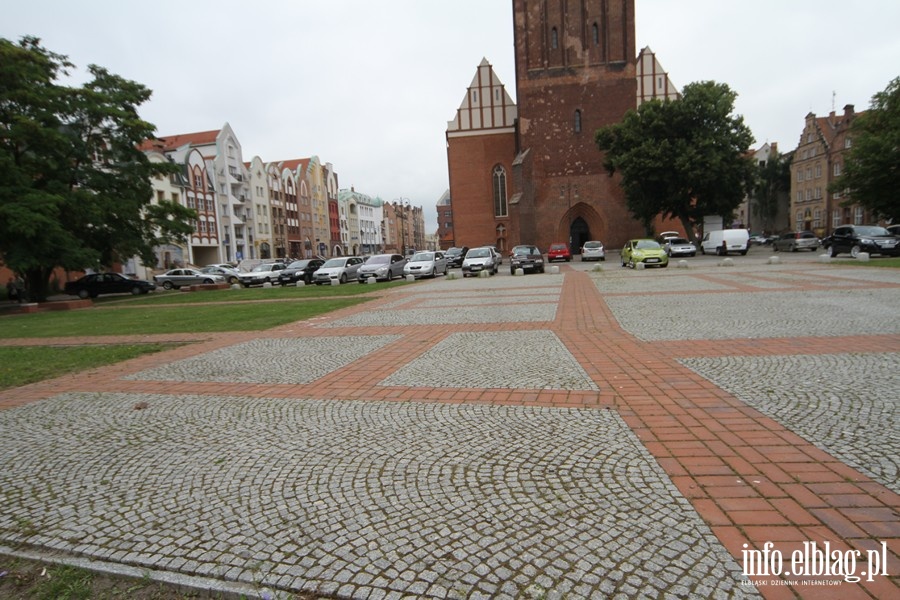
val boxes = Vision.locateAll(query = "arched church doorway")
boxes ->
[570,217,591,255]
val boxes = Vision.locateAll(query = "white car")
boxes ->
[663,237,697,257]
[403,251,448,278]
[238,262,287,287]
[313,256,365,285]
[153,268,225,290]
[462,246,499,277]
[580,240,606,261]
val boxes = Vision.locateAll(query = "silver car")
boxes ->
[313,256,365,285]
[663,237,697,257]
[772,231,819,252]
[462,246,499,276]
[580,240,606,261]
[238,262,288,287]
[357,254,408,282]
[403,251,448,278]
[154,268,225,290]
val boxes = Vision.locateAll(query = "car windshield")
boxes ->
[584,242,602,248]
[550,244,566,250]
[321,258,346,268]
[287,261,311,268]
[635,240,661,249]
[251,264,276,272]
[669,238,689,244]
[367,255,390,264]
[512,247,536,256]
[411,252,433,262]
[855,226,890,236]
[467,249,490,258]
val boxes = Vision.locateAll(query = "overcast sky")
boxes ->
[4,1,899,232]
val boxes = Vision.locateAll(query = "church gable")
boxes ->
[447,58,517,136]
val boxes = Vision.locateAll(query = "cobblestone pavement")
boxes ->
[1,254,899,599]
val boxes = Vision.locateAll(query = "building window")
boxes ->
[845,137,852,148]
[813,209,821,228]
[796,211,803,230]
[551,27,558,49]
[834,162,842,176]
[574,110,582,133]
[833,209,841,227]
[592,23,599,45]
[854,206,864,224]
[796,191,803,203]
[492,165,508,218]
[815,164,822,178]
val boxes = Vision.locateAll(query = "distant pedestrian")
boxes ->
[5,277,17,303]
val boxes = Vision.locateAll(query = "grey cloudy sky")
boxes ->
[4,1,898,232]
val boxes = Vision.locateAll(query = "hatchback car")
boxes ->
[581,240,606,261]
[663,237,696,257]
[547,243,572,262]
[277,259,325,285]
[154,268,225,290]
[404,251,448,279]
[462,247,499,276]
[313,256,365,285]
[64,272,156,299]
[357,254,408,282]
[621,239,669,268]
[772,231,819,252]
[200,265,240,284]
[824,225,900,258]
[509,245,545,274]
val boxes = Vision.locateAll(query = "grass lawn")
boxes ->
[0,344,177,390]
[829,256,900,268]
[0,297,369,338]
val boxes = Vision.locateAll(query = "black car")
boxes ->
[824,225,900,258]
[509,245,545,274]
[444,246,469,268]
[64,272,156,299]
[277,259,325,285]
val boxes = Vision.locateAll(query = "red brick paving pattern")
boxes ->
[1,267,898,598]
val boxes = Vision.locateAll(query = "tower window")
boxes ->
[551,27,559,49]
[574,110,582,133]
[592,23,599,46]
[493,165,508,218]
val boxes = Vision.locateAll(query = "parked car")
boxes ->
[547,242,572,262]
[200,265,240,284]
[621,239,669,268]
[656,231,681,246]
[509,245,545,274]
[462,246,499,276]
[357,254,408,282]
[886,224,900,237]
[772,231,819,252]
[313,256,365,285]
[154,268,225,290]
[699,229,749,256]
[444,246,469,268]
[404,251,448,279]
[277,259,325,285]
[580,240,606,261]
[238,262,288,287]
[64,272,156,299]
[824,225,900,258]
[749,234,770,246]
[663,237,696,257]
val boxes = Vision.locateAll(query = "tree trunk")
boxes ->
[24,267,52,303]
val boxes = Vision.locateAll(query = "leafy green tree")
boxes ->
[751,150,792,234]
[596,81,756,242]
[831,76,900,222]
[0,36,195,301]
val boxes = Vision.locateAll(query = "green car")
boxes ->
[621,239,669,268]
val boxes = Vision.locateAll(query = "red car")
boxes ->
[547,243,572,262]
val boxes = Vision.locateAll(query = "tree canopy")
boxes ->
[831,76,900,222]
[595,81,757,241]
[0,36,195,301]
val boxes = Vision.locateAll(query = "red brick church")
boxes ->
[446,0,674,254]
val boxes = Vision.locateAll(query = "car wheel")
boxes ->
[203,278,214,284]
[78,289,90,300]
[228,276,239,284]
[130,286,142,295]
[790,244,797,252]
[163,281,173,290]
[628,259,635,269]
[850,245,862,258]
[773,245,779,252]
[340,273,347,284]
[830,246,839,258]
[700,246,706,255]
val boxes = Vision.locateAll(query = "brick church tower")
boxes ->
[446,0,645,253]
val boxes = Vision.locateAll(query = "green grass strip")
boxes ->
[0,297,368,338]
[0,344,177,390]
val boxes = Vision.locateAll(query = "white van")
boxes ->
[700,229,749,256]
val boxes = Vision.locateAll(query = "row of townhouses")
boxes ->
[138,124,429,275]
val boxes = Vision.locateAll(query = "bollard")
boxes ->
[550,265,560,274]
[677,260,689,269]
[514,268,524,276]
[366,276,377,284]
[478,270,490,278]
[295,281,305,287]
[262,281,272,288]
[330,278,339,285]
[856,252,870,262]
[230,283,241,290]
[767,256,781,265]
[406,274,416,282]
[447,271,458,280]
[818,253,831,263]
[718,258,735,267]
[636,262,645,270]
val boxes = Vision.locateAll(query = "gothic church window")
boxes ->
[493,165,508,217]
[551,28,559,49]
[592,23,599,45]
[574,110,582,133]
